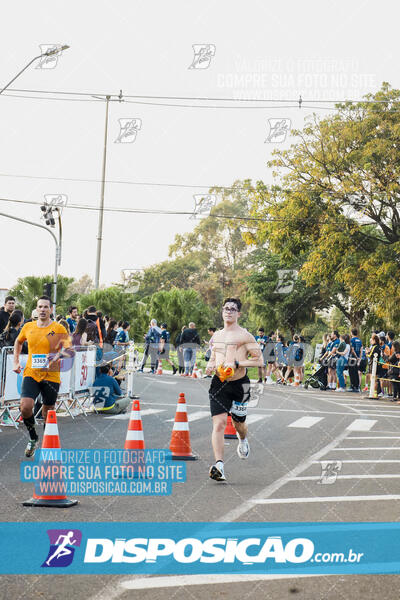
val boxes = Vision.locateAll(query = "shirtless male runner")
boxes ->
[205,297,264,482]
[13,296,74,458]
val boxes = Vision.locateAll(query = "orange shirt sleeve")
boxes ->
[17,323,29,344]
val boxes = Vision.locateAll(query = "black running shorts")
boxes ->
[209,374,251,423]
[21,377,60,406]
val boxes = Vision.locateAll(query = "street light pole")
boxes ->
[0,212,61,316]
[94,95,111,289]
[0,46,70,95]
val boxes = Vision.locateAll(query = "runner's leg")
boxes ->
[211,412,228,462]
[20,397,37,440]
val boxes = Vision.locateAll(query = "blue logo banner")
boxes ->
[2,522,400,574]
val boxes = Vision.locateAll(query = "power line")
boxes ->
[0,195,375,225]
[0,171,268,191]
[2,87,398,104]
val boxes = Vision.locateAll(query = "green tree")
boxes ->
[243,83,400,328]
[145,288,212,343]
[244,249,329,336]
[9,275,76,316]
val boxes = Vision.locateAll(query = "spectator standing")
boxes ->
[105,319,118,346]
[379,334,391,396]
[0,296,16,334]
[71,318,90,347]
[336,334,351,392]
[181,322,201,376]
[367,334,382,397]
[97,311,107,342]
[158,323,177,374]
[66,306,79,333]
[255,328,268,383]
[324,330,340,390]
[349,328,363,392]
[174,326,186,375]
[115,322,131,352]
[388,341,400,402]
[0,310,24,348]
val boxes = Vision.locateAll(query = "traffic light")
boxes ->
[40,204,55,227]
[43,283,52,298]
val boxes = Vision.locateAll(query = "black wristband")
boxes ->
[235,360,239,369]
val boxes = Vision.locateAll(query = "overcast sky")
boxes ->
[0,0,396,291]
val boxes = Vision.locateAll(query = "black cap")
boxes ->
[161,323,167,328]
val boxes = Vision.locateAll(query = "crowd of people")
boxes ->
[2,293,400,405]
[252,327,400,398]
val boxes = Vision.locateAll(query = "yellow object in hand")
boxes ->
[217,365,235,382]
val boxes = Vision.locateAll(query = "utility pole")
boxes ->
[94,95,111,289]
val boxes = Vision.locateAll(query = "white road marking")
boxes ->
[139,401,400,419]
[219,428,349,522]
[347,436,400,440]
[166,410,209,422]
[120,574,320,590]
[246,413,272,424]
[313,459,400,463]
[253,495,400,505]
[143,377,177,385]
[105,409,165,420]
[288,416,324,428]
[346,419,377,431]
[294,474,400,480]
[330,447,400,451]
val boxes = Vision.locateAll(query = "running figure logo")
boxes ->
[188,44,216,69]
[115,118,142,143]
[41,529,82,568]
[190,194,217,219]
[318,461,342,484]
[265,118,291,143]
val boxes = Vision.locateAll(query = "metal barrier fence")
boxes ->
[0,345,97,427]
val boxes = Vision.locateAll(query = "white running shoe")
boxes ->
[25,438,38,458]
[236,434,250,459]
[209,463,226,481]
[265,377,274,385]
[337,388,346,392]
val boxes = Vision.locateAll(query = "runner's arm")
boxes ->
[13,337,23,372]
[205,345,217,375]
[236,339,264,368]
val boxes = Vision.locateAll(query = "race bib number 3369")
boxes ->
[31,354,48,369]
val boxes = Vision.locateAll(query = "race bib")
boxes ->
[231,400,248,418]
[31,354,49,369]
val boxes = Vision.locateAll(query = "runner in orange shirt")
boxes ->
[13,295,74,458]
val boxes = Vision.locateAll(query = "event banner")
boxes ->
[1,522,400,574]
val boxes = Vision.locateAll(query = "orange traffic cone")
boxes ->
[120,400,146,478]
[23,410,78,507]
[124,400,145,450]
[191,363,198,379]
[224,414,237,439]
[169,393,197,460]
[156,360,163,375]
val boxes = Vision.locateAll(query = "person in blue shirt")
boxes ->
[349,328,363,392]
[139,319,162,373]
[320,331,340,390]
[255,328,268,383]
[92,365,131,414]
[158,323,177,374]
[66,306,78,334]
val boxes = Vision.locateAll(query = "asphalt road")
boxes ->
[2,372,400,599]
